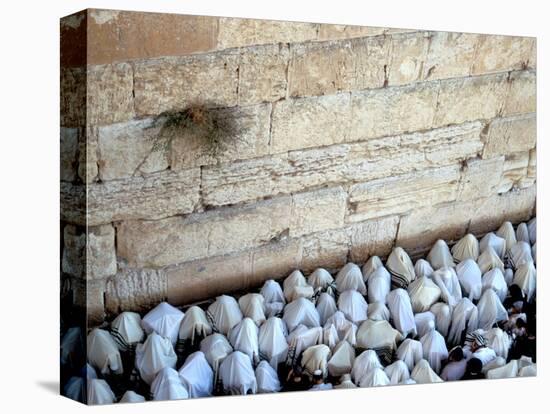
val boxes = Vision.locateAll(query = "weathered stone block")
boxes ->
[498,152,529,193]
[348,165,460,222]
[271,93,351,153]
[422,32,479,80]
[250,238,303,285]
[105,267,167,314]
[472,35,535,75]
[60,67,86,127]
[503,71,536,116]
[520,148,536,189]
[300,228,349,273]
[72,278,106,326]
[434,73,509,127]
[350,81,439,140]
[349,216,400,263]
[483,113,536,158]
[457,156,504,201]
[317,25,386,40]
[60,128,78,182]
[60,182,86,225]
[387,32,431,86]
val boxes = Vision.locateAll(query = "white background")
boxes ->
[0,0,547,411]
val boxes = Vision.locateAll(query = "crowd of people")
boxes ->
[60,218,537,404]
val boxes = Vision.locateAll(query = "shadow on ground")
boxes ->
[37,381,59,395]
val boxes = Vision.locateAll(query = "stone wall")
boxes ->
[60,9,536,325]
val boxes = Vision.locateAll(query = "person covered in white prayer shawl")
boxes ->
[496,221,517,254]
[316,292,337,326]
[255,360,282,393]
[420,329,448,374]
[64,364,96,403]
[308,268,336,296]
[513,261,536,302]
[61,327,85,373]
[259,317,288,369]
[142,302,185,346]
[302,344,332,379]
[440,346,467,381]
[480,232,506,259]
[477,245,505,274]
[414,259,434,278]
[229,317,260,364]
[352,350,383,384]
[362,256,384,281]
[119,390,146,403]
[151,367,189,401]
[207,295,243,336]
[430,302,452,337]
[87,328,124,376]
[358,367,390,388]
[410,359,443,384]
[367,266,391,304]
[238,293,266,326]
[367,301,390,322]
[415,311,436,338]
[283,297,321,332]
[484,327,511,359]
[447,298,479,346]
[88,378,116,405]
[309,369,333,391]
[135,332,177,385]
[431,267,462,308]
[387,247,416,289]
[325,311,358,346]
[200,333,233,388]
[477,289,508,330]
[357,319,402,365]
[463,331,496,367]
[384,359,410,384]
[286,325,323,366]
[335,263,367,294]
[451,233,480,264]
[456,259,482,301]
[283,270,314,302]
[260,279,285,318]
[178,351,214,398]
[337,290,368,324]
[408,276,441,313]
[516,222,530,244]
[110,312,145,352]
[177,305,212,360]
[482,268,508,302]
[335,373,357,389]
[386,288,417,338]
[219,351,257,395]
[396,339,423,372]
[427,239,455,269]
[328,340,355,377]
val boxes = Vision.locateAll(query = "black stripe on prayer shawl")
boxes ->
[389,270,410,290]
[371,346,394,366]
[109,328,133,352]
[206,311,219,334]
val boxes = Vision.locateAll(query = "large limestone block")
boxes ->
[422,32,479,80]
[60,128,78,182]
[472,35,535,75]
[317,24,387,40]
[71,278,106,326]
[348,165,460,222]
[60,67,86,127]
[87,168,200,225]
[519,148,536,189]
[457,157,504,201]
[503,71,536,116]
[350,81,439,140]
[483,113,536,158]
[250,238,303,285]
[434,73,509,127]
[300,228,350,273]
[349,216,400,262]
[105,268,167,314]
[387,32,431,86]
[78,127,99,183]
[498,152,530,194]
[270,93,351,153]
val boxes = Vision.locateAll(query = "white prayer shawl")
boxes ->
[335,263,367,294]
[87,379,116,405]
[260,279,285,305]
[410,359,443,384]
[362,256,384,281]
[486,360,518,379]
[431,267,462,308]
[356,319,402,351]
[448,298,479,346]
[151,367,189,401]
[308,268,334,292]
[207,295,243,336]
[63,377,85,403]
[496,221,517,252]
[481,356,506,375]
[283,297,321,332]
[528,217,536,244]
[352,350,382,383]
[519,364,536,377]
[430,302,452,337]
[386,288,417,337]
[265,302,284,318]
[477,246,505,274]
[456,259,482,301]
[119,390,146,403]
[287,325,323,361]
[200,333,233,380]
[420,330,448,374]
[258,317,288,368]
[414,259,434,279]
[135,332,177,385]
[484,328,511,359]
[228,318,260,364]
[482,268,508,302]
[111,312,145,351]
[384,360,410,385]
[286,285,315,302]
[516,222,530,244]
[480,233,506,259]
[477,289,508,330]
[509,241,534,270]
[323,324,340,350]
[338,290,368,324]
[316,292,338,325]
[415,312,436,338]
[219,351,257,395]
[255,360,281,393]
[532,243,536,265]
[452,234,480,263]
[518,355,535,371]
[238,293,266,326]
[513,262,536,302]
[427,239,455,269]
[142,302,185,346]
[325,311,358,346]
[387,247,416,289]
[367,301,391,322]
[396,339,423,372]
[178,351,214,398]
[87,328,123,376]
[61,327,83,367]
[408,276,441,313]
[302,344,332,377]
[367,267,391,304]
[328,340,356,377]
[178,306,213,345]
[358,367,390,387]
[504,268,514,286]
[336,374,357,389]
[283,270,309,302]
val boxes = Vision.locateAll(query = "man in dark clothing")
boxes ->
[462,358,484,380]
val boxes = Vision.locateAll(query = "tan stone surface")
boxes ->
[317,25,387,40]
[71,278,106,326]
[503,71,536,116]
[483,113,536,158]
[422,32,479,80]
[457,156,504,201]
[349,216,400,262]
[60,128,78,182]
[520,148,537,189]
[250,239,303,285]
[472,35,535,75]
[300,228,350,273]
[60,182,86,225]
[60,67,86,127]
[498,152,529,193]
[387,32,431,86]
